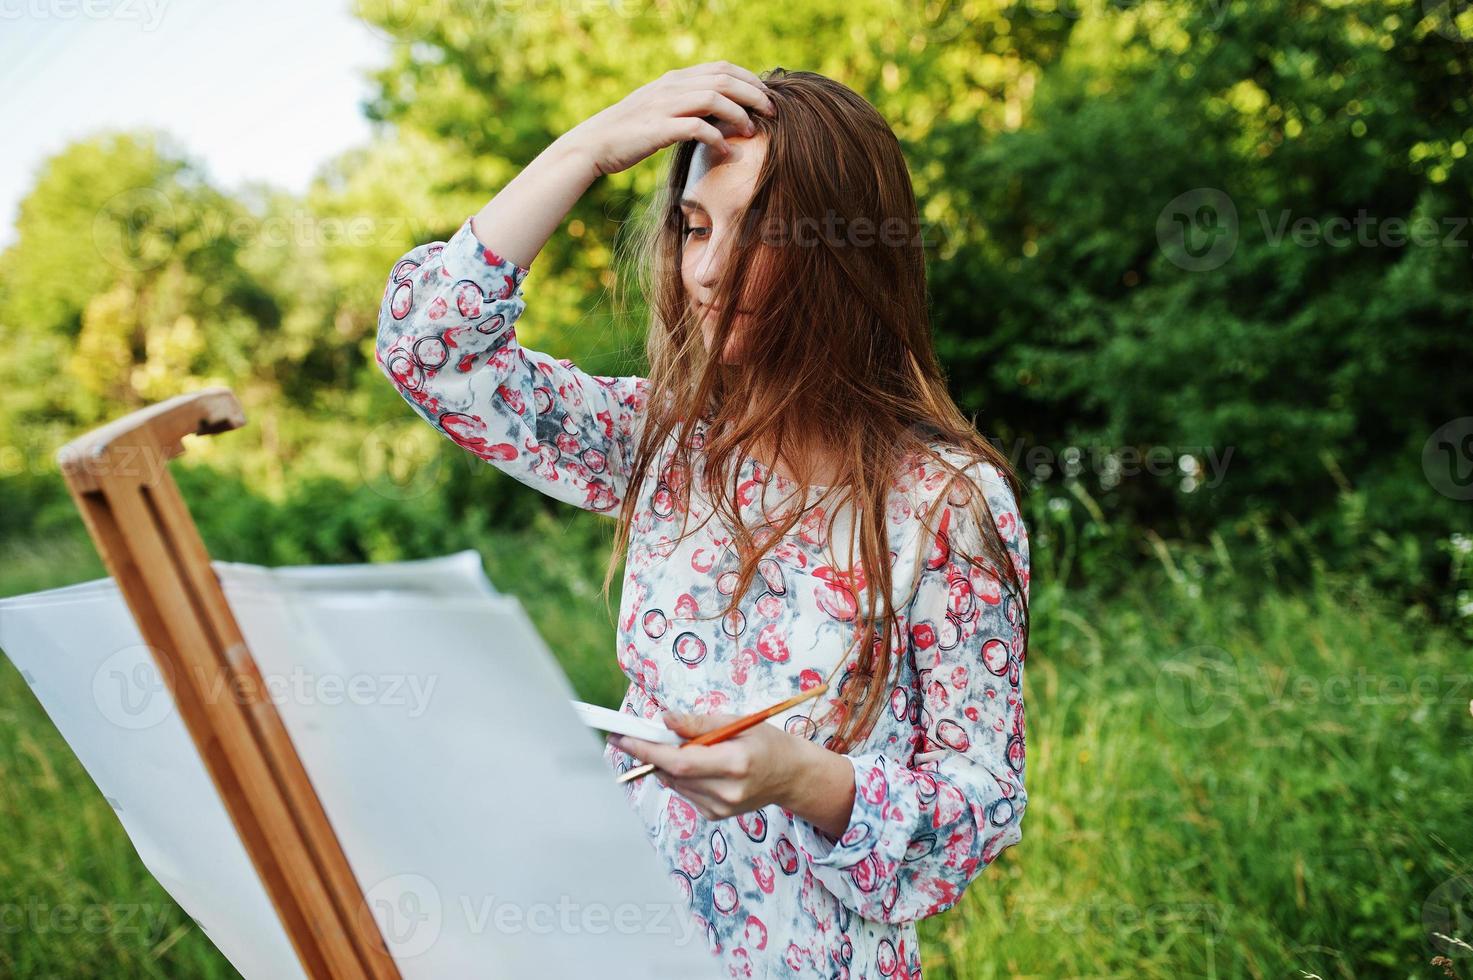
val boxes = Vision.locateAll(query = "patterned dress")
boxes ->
[375,215,1031,980]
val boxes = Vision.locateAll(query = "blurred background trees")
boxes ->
[3,0,1467,618]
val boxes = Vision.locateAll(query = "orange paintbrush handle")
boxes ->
[684,683,829,746]
[613,682,828,785]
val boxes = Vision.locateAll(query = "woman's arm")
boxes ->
[375,202,650,515]
[788,461,1031,924]
[375,63,774,515]
[468,136,600,274]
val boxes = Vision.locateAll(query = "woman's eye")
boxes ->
[683,224,709,239]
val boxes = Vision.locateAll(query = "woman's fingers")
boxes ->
[614,735,739,779]
[672,60,771,99]
[684,70,776,118]
[672,88,758,138]
[667,116,729,157]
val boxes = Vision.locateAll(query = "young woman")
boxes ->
[376,62,1031,980]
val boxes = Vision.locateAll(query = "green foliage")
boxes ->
[1,3,1470,970]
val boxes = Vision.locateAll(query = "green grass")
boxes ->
[2,529,1470,978]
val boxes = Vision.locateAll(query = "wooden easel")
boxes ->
[55,386,401,980]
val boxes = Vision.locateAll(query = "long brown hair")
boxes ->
[600,67,1029,755]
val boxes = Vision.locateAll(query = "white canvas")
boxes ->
[0,550,719,979]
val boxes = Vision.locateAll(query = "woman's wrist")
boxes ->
[776,735,856,840]
[468,135,601,272]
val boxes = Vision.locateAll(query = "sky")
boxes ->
[0,0,392,248]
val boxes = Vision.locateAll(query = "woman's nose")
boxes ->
[696,241,724,287]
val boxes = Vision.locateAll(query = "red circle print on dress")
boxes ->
[743,913,768,950]
[722,608,747,638]
[390,280,413,319]
[876,937,898,976]
[757,558,786,596]
[813,572,858,621]
[784,714,817,740]
[678,844,705,879]
[773,836,799,875]
[581,446,609,474]
[412,335,448,371]
[713,881,740,914]
[642,608,669,639]
[935,718,970,752]
[673,631,708,666]
[710,828,729,864]
[881,878,901,919]
[453,280,483,319]
[849,852,883,894]
[754,623,790,663]
[751,855,775,894]
[737,809,767,843]
[438,413,515,462]
[982,637,1009,676]
[889,687,909,721]
[667,796,698,840]
[390,257,420,283]
[384,347,422,392]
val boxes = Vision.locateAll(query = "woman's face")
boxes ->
[680,130,767,363]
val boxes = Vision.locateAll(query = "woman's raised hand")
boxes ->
[563,61,777,177]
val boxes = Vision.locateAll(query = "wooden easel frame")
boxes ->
[55,386,401,980]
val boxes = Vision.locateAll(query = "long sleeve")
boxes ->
[789,460,1030,924]
[375,215,649,516]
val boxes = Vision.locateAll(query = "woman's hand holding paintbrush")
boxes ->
[608,683,858,837]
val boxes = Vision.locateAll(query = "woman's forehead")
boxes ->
[684,135,765,208]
